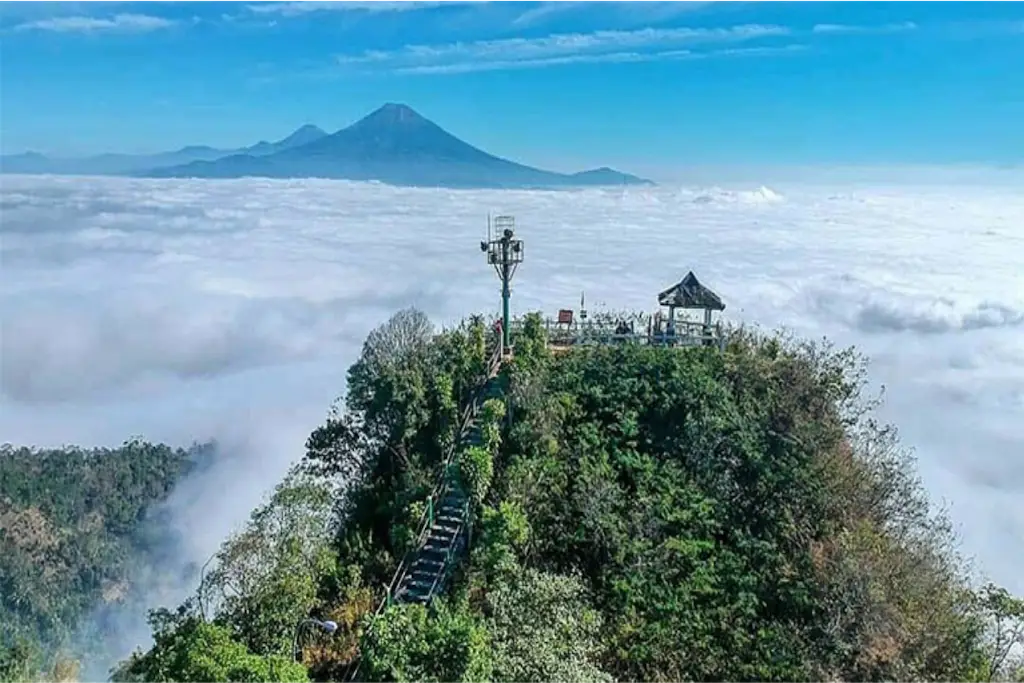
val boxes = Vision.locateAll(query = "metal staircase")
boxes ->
[345,339,505,680]
[390,376,505,605]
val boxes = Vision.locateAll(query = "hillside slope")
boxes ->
[112,311,1024,683]
[0,440,212,682]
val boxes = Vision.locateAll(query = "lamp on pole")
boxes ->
[480,215,524,352]
[292,618,338,662]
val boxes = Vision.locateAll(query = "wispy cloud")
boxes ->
[247,1,471,17]
[336,23,791,72]
[397,49,693,75]
[396,44,805,75]
[14,12,176,33]
[326,18,944,76]
[513,1,718,28]
[812,21,918,35]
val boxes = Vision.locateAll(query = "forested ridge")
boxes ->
[4,309,1023,682]
[0,440,211,682]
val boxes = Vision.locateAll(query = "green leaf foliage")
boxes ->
[359,602,491,683]
[0,439,208,680]
[299,311,1020,683]
[112,606,307,682]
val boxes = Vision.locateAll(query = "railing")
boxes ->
[424,497,471,602]
[345,338,503,682]
[510,314,724,349]
[377,340,501,612]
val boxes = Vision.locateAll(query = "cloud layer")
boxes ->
[1,172,1022,662]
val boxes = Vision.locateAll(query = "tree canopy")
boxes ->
[0,439,211,682]
[106,310,1024,683]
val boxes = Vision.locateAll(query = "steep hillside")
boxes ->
[112,310,1024,683]
[0,440,212,682]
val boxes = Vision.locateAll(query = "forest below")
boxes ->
[2,309,1023,682]
[0,441,213,682]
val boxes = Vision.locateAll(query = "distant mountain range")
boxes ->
[0,123,329,177]
[1,104,652,189]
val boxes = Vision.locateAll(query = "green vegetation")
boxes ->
[105,308,1024,681]
[0,439,209,682]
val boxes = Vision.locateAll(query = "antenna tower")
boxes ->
[480,215,524,351]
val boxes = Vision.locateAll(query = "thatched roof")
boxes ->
[657,271,726,311]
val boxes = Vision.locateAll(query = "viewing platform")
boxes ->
[477,215,727,359]
[510,272,727,352]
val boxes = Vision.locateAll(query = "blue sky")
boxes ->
[2,1,1023,171]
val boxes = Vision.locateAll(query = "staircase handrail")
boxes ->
[424,498,470,602]
[346,337,503,682]
[370,339,502,617]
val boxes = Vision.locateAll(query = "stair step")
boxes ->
[411,568,440,583]
[406,577,435,592]
[420,549,447,563]
[426,542,456,556]
[412,558,444,572]
[424,542,456,555]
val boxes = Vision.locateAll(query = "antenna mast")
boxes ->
[479,215,524,352]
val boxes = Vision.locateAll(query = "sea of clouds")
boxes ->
[1,172,1022,669]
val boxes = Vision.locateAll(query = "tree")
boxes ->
[346,307,434,416]
[975,583,1024,681]
[198,465,337,656]
[485,569,610,683]
[112,606,307,682]
[359,602,491,683]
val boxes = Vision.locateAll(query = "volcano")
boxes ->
[145,103,652,189]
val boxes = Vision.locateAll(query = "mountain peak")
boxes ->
[357,103,429,128]
[293,123,326,135]
[271,124,328,151]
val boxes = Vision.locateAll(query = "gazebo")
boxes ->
[655,271,726,346]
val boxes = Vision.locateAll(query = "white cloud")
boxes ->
[247,1,470,16]
[14,12,176,33]
[812,21,918,34]
[1,171,1023,661]
[394,43,805,75]
[335,23,791,72]
[395,49,689,74]
[324,19,939,75]
[512,1,719,28]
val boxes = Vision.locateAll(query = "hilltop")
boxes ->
[104,310,1024,683]
[144,103,652,188]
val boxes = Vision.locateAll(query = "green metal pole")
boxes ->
[501,237,511,349]
[502,271,510,349]
[428,496,434,528]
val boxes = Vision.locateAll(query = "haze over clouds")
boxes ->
[1,173,1023,665]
